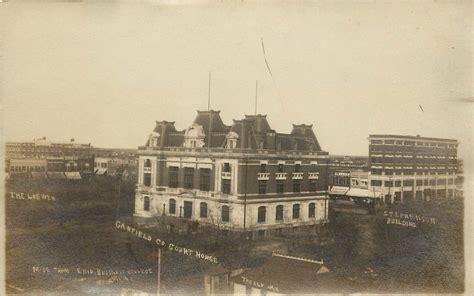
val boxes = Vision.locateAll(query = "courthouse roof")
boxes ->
[143,110,326,153]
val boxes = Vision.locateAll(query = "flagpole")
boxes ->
[208,72,211,111]
[254,80,258,115]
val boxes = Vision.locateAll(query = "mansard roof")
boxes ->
[229,119,258,149]
[193,110,228,133]
[144,110,325,152]
[244,114,274,134]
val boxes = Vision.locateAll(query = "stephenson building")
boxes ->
[135,110,330,236]
[368,134,459,204]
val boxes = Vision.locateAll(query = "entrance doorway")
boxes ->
[184,201,193,219]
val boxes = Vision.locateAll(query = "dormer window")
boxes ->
[225,131,239,149]
[148,132,160,147]
[184,124,206,148]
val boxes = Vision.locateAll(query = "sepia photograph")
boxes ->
[1,0,472,295]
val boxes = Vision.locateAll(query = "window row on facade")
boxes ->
[371,169,457,175]
[370,157,457,164]
[142,167,320,193]
[141,197,318,224]
[370,178,455,187]
[370,140,457,148]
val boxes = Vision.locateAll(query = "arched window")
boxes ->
[169,199,176,215]
[257,206,266,223]
[292,204,300,219]
[221,205,230,223]
[275,205,284,221]
[200,202,208,218]
[144,196,150,211]
[308,203,316,218]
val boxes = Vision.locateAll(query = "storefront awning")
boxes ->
[329,186,349,196]
[47,172,66,179]
[346,188,371,198]
[31,172,48,179]
[94,168,107,175]
[65,172,82,180]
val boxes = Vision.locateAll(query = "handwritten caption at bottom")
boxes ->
[32,266,153,276]
[115,220,219,264]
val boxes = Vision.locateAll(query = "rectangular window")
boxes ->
[200,168,211,191]
[292,204,300,219]
[384,181,393,187]
[403,180,414,186]
[293,180,301,193]
[169,199,176,215]
[370,180,382,186]
[260,163,267,173]
[275,205,284,221]
[309,180,317,192]
[169,166,179,188]
[143,173,151,186]
[258,181,267,194]
[222,179,231,194]
[278,163,284,173]
[395,181,402,187]
[223,163,231,173]
[200,202,208,218]
[184,168,194,189]
[416,180,423,186]
[295,164,301,172]
[276,180,285,193]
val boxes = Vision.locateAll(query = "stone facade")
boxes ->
[135,110,330,233]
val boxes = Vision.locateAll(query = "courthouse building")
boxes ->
[135,110,330,235]
[368,134,459,204]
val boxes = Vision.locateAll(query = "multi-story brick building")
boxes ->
[6,138,94,176]
[6,137,92,161]
[135,110,330,235]
[368,134,459,204]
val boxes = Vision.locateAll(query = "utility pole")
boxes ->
[157,248,161,295]
[116,178,121,219]
[243,157,248,236]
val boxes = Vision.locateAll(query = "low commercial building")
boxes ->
[135,110,330,236]
[228,253,353,295]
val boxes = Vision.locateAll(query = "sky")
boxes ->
[1,0,472,161]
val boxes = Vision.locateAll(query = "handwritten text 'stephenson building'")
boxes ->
[135,110,330,235]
